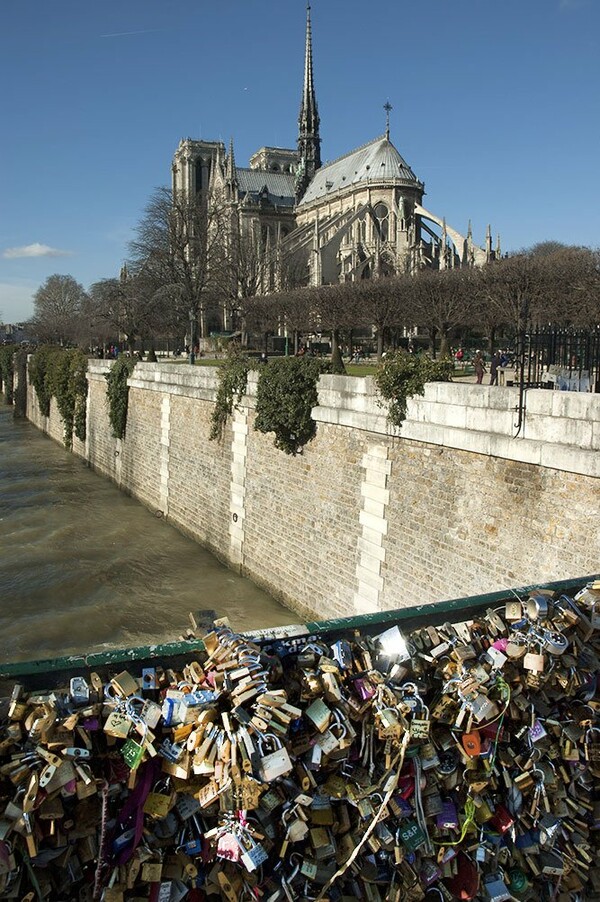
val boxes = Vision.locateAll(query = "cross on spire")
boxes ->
[384,101,393,140]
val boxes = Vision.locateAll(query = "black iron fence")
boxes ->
[521,326,600,392]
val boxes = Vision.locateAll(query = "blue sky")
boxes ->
[1,0,599,324]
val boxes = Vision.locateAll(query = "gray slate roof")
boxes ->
[236,169,296,208]
[298,135,421,207]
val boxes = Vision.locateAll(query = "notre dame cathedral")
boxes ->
[171,4,500,332]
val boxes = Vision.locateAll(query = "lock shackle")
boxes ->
[124,695,146,718]
[329,718,348,740]
[258,732,282,754]
[285,859,301,883]
[442,675,462,694]
[103,682,120,702]
[425,890,445,902]
[238,652,261,666]
[330,706,347,727]
[152,778,170,794]
[400,681,420,696]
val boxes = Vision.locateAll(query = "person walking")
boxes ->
[489,350,501,386]
[474,350,486,385]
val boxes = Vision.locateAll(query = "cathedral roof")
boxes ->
[236,169,296,207]
[298,135,421,207]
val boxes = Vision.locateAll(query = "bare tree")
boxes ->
[474,253,548,347]
[214,221,277,340]
[244,293,281,353]
[310,284,361,373]
[355,276,414,362]
[129,186,228,358]
[30,274,87,346]
[533,245,600,326]
[409,268,475,357]
[88,272,166,355]
[279,288,312,353]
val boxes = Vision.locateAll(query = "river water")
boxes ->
[0,407,296,664]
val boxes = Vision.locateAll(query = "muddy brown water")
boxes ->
[0,408,296,664]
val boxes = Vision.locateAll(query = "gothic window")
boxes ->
[374,203,389,242]
[359,219,366,242]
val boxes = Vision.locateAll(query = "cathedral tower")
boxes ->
[296,3,321,201]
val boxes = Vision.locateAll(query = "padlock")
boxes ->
[258,737,293,782]
[483,874,512,901]
[304,698,331,733]
[240,836,269,872]
[144,781,173,818]
[121,738,144,770]
[110,671,140,698]
[69,677,90,706]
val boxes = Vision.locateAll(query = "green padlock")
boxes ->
[121,738,144,770]
[398,818,426,852]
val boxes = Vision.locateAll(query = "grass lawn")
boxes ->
[169,357,466,379]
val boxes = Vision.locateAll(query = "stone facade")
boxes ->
[26,362,600,623]
[170,5,498,331]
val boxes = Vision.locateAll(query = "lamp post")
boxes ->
[189,309,195,366]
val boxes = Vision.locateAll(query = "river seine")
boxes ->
[0,408,295,664]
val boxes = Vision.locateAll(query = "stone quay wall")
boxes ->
[26,362,600,622]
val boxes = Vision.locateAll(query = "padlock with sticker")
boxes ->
[484,874,512,902]
[240,835,269,872]
[400,683,431,739]
[121,738,144,770]
[398,818,427,852]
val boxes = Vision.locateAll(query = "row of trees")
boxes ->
[27,182,600,359]
[30,187,292,354]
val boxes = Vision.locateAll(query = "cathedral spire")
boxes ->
[225,137,238,201]
[226,137,237,184]
[296,2,321,201]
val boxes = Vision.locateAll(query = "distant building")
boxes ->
[1,323,31,345]
[171,4,500,332]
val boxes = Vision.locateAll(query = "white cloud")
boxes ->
[559,0,589,9]
[2,243,73,259]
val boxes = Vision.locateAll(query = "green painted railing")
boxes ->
[1,574,597,685]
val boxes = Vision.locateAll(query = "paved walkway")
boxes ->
[453,367,518,385]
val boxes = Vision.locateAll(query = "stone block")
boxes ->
[359,509,389,535]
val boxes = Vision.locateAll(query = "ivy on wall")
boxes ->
[28,346,55,418]
[28,346,89,448]
[105,357,136,439]
[0,346,15,404]
[254,357,330,455]
[373,351,453,429]
[209,346,251,442]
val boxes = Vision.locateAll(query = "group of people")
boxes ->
[473,349,511,385]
